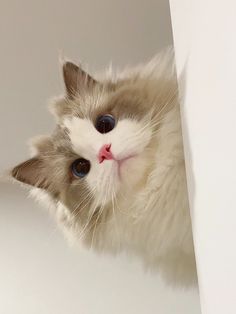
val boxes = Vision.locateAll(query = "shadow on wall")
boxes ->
[177,60,199,285]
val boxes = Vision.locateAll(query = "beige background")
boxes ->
[0,1,200,313]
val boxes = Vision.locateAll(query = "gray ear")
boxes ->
[62,61,98,98]
[11,157,49,189]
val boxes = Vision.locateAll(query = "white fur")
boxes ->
[64,116,152,206]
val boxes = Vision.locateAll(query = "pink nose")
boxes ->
[98,144,114,163]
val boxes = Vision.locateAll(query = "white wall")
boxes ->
[0,1,200,313]
[170,1,236,313]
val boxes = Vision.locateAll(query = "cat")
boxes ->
[10,49,197,286]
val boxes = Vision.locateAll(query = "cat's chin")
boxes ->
[114,153,149,192]
[116,154,138,179]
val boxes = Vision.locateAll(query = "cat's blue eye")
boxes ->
[71,158,90,178]
[96,114,115,134]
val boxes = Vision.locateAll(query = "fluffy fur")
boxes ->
[11,49,196,285]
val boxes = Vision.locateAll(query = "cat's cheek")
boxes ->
[84,163,104,192]
[86,161,120,201]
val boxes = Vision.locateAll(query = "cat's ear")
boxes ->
[62,61,98,98]
[11,157,49,189]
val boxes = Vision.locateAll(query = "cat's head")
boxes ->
[11,60,163,237]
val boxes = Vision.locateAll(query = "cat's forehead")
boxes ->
[51,81,149,125]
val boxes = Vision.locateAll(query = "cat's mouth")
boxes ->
[117,154,137,166]
[98,144,138,179]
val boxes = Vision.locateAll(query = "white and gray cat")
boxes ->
[11,50,196,285]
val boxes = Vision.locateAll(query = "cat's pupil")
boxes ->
[71,158,90,178]
[96,114,115,134]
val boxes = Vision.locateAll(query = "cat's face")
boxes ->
[11,61,156,227]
